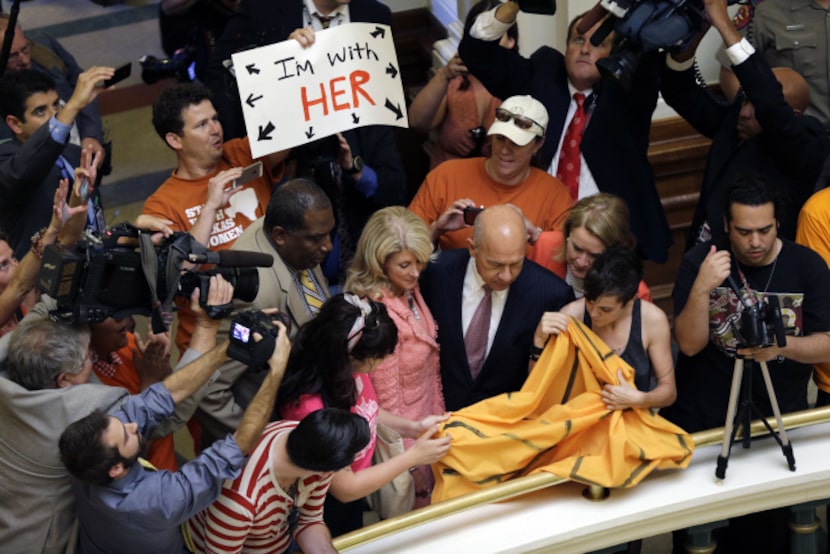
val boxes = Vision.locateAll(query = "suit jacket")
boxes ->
[420,249,574,411]
[0,377,128,554]
[196,217,330,436]
[208,0,392,138]
[661,52,829,248]
[458,35,671,263]
[0,122,81,258]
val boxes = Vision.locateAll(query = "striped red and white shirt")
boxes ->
[187,421,332,553]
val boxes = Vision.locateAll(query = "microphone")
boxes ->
[187,250,273,267]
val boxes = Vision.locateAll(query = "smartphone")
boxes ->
[517,0,557,15]
[103,62,132,88]
[233,161,264,188]
[463,206,484,226]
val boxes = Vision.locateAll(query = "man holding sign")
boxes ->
[207,1,406,286]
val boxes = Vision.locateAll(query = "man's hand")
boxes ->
[704,0,741,46]
[441,54,468,83]
[261,311,291,378]
[191,274,234,327]
[496,1,520,24]
[80,137,106,172]
[693,245,731,294]
[60,66,115,127]
[205,167,245,211]
[430,198,476,242]
[289,26,316,48]
[134,324,173,391]
[133,215,174,240]
[533,311,570,349]
[336,132,362,179]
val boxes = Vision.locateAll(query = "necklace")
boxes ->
[735,241,779,297]
[406,291,422,320]
[565,265,585,298]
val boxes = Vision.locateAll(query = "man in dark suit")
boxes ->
[421,204,574,411]
[0,67,113,259]
[458,2,671,264]
[661,0,829,250]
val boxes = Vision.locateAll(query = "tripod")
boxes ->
[715,356,796,480]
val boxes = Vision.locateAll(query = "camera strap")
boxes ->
[139,232,177,334]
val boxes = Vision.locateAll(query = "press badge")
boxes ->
[786,24,806,31]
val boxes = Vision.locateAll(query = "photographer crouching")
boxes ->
[664,174,830,552]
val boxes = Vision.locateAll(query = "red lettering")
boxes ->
[350,70,374,107]
[301,82,328,121]
[329,76,349,111]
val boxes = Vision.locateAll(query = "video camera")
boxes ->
[228,309,291,370]
[726,275,787,350]
[519,0,738,90]
[37,224,272,332]
[139,46,197,84]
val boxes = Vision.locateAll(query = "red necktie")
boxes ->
[464,285,492,380]
[557,93,587,200]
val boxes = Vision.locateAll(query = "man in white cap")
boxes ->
[409,95,573,251]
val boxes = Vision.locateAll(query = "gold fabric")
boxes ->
[432,318,693,502]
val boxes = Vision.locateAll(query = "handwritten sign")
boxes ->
[232,23,408,158]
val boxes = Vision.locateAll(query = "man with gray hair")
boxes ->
[0,279,232,553]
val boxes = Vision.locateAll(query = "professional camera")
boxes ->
[227,309,291,369]
[726,276,787,350]
[139,46,197,84]
[37,224,272,331]
[573,0,739,90]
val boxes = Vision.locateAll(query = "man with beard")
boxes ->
[58,310,292,554]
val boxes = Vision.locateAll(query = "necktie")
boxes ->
[315,14,334,29]
[464,285,492,380]
[557,93,587,200]
[300,269,325,315]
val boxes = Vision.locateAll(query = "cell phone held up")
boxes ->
[103,62,132,88]
[463,206,484,226]
[232,161,263,189]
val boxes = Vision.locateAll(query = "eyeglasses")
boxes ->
[494,108,544,133]
[8,40,32,65]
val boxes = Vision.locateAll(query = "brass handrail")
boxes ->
[333,405,830,551]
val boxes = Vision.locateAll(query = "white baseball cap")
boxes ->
[487,95,548,146]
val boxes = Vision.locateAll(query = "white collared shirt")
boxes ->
[462,257,509,359]
[303,0,350,30]
[469,6,599,198]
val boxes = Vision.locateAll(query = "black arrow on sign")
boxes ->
[258,121,275,141]
[385,99,403,120]
[305,127,315,139]
[370,27,385,39]
[246,63,260,75]
[246,93,263,108]
[351,113,360,124]
[385,63,398,79]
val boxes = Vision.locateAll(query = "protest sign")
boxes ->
[232,23,407,158]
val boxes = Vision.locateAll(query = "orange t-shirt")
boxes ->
[142,137,282,354]
[93,333,178,471]
[409,157,572,253]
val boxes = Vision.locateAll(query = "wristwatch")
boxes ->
[347,155,364,175]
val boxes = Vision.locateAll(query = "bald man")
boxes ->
[419,205,573,410]
[660,0,829,250]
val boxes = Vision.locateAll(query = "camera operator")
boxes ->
[0,272,240,553]
[457,1,671,264]
[661,0,829,251]
[58,303,291,554]
[666,175,830,554]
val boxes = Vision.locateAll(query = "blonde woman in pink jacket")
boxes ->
[345,206,445,506]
